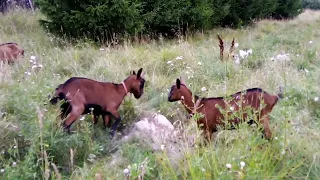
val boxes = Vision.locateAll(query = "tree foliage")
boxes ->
[35,0,303,43]
[302,0,320,9]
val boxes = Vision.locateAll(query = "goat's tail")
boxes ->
[49,84,65,105]
[276,85,284,100]
[272,85,284,107]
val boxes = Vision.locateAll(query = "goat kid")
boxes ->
[0,42,24,63]
[50,68,145,137]
[168,78,283,141]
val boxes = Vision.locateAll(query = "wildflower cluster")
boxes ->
[25,55,44,77]
[270,51,290,61]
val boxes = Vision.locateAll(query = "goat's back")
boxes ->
[60,77,119,106]
[197,88,279,130]
[0,43,24,62]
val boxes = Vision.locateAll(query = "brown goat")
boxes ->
[168,78,283,141]
[0,43,24,63]
[50,68,145,136]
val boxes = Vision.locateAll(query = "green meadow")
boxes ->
[0,9,320,179]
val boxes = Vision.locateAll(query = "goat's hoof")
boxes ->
[109,131,115,138]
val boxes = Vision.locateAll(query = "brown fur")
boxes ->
[50,68,145,136]
[168,78,283,141]
[0,43,24,63]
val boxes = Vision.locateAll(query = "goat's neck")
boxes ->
[119,77,133,97]
[181,93,196,115]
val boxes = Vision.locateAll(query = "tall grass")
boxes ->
[0,8,320,179]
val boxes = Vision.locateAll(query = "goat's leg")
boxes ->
[109,110,121,137]
[60,103,71,120]
[62,104,84,133]
[202,129,212,145]
[92,113,99,124]
[103,114,111,128]
[261,116,272,140]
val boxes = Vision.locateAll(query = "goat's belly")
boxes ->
[83,104,104,115]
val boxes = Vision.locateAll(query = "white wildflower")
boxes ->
[247,49,253,55]
[167,61,173,64]
[201,168,205,172]
[0,169,4,173]
[240,161,245,170]
[309,41,313,44]
[80,116,85,121]
[281,149,286,155]
[123,168,130,176]
[305,69,309,74]
[226,163,232,170]
[239,50,247,59]
[175,56,183,60]
[160,144,165,150]
[234,43,239,48]
[234,54,240,64]
[30,56,36,60]
[274,137,278,140]
[100,48,105,51]
[270,57,275,61]
[12,162,17,167]
[197,62,202,66]
[32,65,38,69]
[201,87,207,92]
[230,106,234,111]
[296,54,300,57]
[314,97,319,102]
[13,145,17,149]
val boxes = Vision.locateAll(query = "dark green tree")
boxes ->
[302,0,320,9]
[273,0,303,19]
[35,0,303,43]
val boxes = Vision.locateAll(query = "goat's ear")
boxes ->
[180,76,186,85]
[137,68,143,78]
[176,78,181,89]
[132,71,136,75]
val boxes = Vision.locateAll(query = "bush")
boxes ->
[35,0,144,43]
[302,0,320,9]
[272,0,303,19]
[220,0,278,27]
[35,0,303,42]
